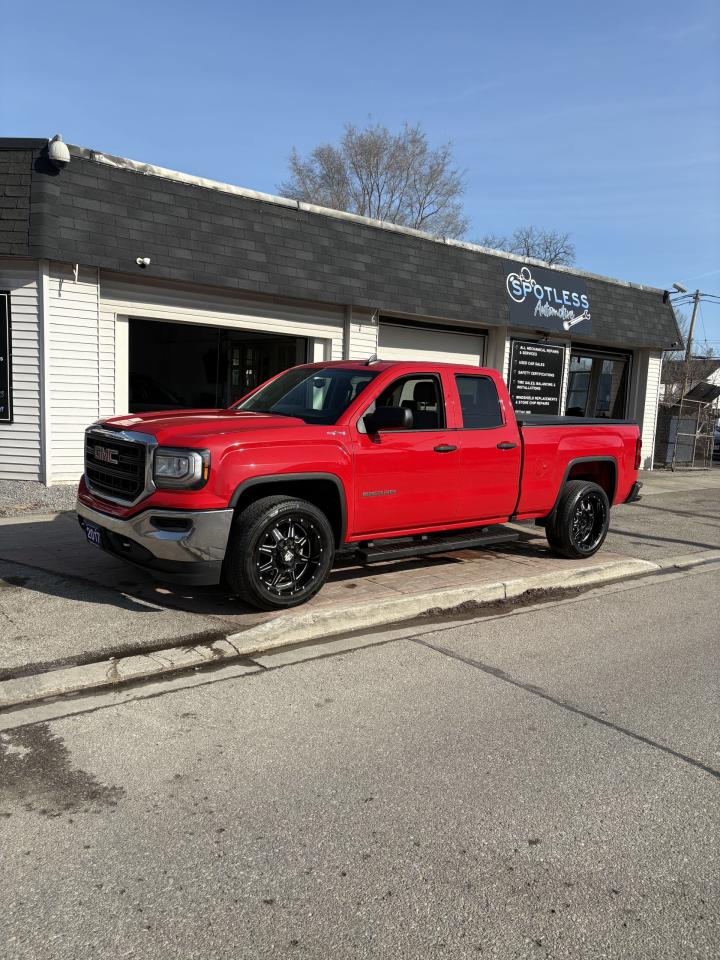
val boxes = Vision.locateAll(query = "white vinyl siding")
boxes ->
[346,308,378,360]
[47,263,102,483]
[0,262,42,480]
[378,322,485,365]
[641,350,662,470]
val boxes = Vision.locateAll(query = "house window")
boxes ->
[566,352,629,418]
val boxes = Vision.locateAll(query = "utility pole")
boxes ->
[684,289,701,363]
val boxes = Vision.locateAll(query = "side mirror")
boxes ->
[363,406,413,434]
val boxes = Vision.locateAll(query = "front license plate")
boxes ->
[84,521,103,548]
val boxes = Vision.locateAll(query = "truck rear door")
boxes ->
[448,372,522,523]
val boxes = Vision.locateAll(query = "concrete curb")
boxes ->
[1,552,717,711]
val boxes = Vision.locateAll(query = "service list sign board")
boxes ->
[509,340,565,416]
[0,293,12,423]
[504,261,592,336]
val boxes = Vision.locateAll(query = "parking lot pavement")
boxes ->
[603,470,720,561]
[1,565,718,959]
[0,469,717,681]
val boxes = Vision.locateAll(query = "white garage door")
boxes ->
[378,323,485,366]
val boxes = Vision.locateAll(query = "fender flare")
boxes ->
[547,456,618,520]
[229,472,348,543]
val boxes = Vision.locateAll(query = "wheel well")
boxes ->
[232,479,345,546]
[566,460,616,502]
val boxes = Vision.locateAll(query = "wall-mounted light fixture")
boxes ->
[136,257,151,269]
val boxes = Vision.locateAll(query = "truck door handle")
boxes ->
[496,441,518,450]
[433,444,457,453]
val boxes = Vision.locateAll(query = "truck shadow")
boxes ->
[0,512,542,618]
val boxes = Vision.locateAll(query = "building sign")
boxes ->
[504,262,592,336]
[0,293,12,424]
[509,339,565,416]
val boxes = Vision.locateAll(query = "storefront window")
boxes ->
[566,352,629,418]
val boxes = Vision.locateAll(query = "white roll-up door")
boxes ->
[378,322,485,365]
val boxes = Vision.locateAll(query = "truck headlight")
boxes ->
[153,448,210,490]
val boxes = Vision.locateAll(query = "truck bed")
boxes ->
[515,416,640,516]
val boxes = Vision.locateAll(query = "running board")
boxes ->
[357,525,519,564]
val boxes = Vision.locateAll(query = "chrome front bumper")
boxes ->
[77,500,234,585]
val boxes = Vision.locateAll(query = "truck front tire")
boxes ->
[224,495,335,610]
[545,480,610,559]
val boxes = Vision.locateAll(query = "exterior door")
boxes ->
[351,373,462,536]
[450,373,522,522]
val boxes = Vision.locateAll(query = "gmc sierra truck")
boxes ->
[77,361,642,610]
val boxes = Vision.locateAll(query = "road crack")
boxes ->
[412,636,720,782]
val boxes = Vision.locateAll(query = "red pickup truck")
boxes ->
[77,361,642,610]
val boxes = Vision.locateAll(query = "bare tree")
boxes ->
[279,122,468,239]
[478,225,576,266]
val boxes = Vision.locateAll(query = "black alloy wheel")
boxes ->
[256,515,324,597]
[569,490,608,553]
[545,479,610,560]
[224,495,335,610]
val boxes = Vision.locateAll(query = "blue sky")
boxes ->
[2,0,719,345]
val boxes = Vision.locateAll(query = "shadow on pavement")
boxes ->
[0,512,543,618]
[607,527,720,553]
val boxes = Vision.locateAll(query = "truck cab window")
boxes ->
[363,375,445,431]
[455,375,503,428]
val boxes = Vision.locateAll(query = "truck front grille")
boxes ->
[85,430,150,504]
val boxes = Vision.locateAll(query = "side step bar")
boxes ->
[357,525,519,564]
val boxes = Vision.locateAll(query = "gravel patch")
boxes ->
[0,480,78,517]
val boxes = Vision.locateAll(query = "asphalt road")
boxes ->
[1,561,718,959]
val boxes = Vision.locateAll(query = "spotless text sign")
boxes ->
[0,293,12,424]
[504,262,592,336]
[509,340,565,416]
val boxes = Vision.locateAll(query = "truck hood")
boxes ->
[98,409,306,443]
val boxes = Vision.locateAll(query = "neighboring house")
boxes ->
[655,357,720,467]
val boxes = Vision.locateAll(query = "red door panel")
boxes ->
[449,372,522,522]
[351,429,461,535]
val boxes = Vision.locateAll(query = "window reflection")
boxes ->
[567,353,628,418]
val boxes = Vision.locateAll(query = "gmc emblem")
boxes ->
[94,445,119,465]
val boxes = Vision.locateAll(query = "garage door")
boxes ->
[378,323,485,366]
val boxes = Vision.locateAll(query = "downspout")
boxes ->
[343,305,352,360]
[38,260,52,485]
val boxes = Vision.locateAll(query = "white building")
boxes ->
[0,137,681,486]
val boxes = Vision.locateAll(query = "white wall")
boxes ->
[47,263,109,482]
[346,307,378,360]
[0,261,42,481]
[640,351,662,470]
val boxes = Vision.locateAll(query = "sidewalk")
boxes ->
[0,467,718,691]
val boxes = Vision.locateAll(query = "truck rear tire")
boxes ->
[224,495,335,610]
[545,480,610,559]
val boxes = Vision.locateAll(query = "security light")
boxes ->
[48,134,70,169]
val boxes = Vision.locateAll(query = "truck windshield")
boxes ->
[233,367,379,425]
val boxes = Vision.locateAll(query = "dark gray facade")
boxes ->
[0,139,680,351]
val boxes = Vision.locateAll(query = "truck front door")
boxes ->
[350,373,462,537]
